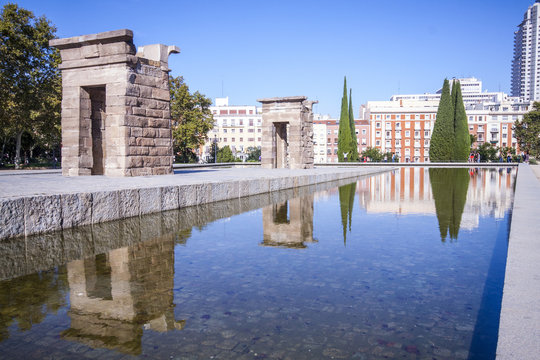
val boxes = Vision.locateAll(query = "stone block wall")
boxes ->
[258,96,316,169]
[50,29,179,176]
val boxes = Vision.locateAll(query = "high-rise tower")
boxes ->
[512,1,540,101]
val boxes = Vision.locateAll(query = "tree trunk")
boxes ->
[0,136,5,165]
[14,130,23,169]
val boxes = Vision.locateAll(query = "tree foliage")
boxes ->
[477,142,498,162]
[348,89,359,161]
[453,81,470,161]
[216,145,236,163]
[0,4,61,168]
[337,76,353,162]
[246,146,261,162]
[514,101,540,158]
[360,147,384,162]
[169,75,214,163]
[430,79,454,161]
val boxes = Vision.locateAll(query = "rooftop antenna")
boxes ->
[398,80,400,94]
[221,80,224,97]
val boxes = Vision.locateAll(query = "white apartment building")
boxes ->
[313,114,331,163]
[202,97,262,162]
[391,78,510,105]
[364,78,530,162]
[512,1,540,101]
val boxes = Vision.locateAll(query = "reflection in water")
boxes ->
[338,182,356,245]
[0,269,68,341]
[262,195,316,248]
[61,235,184,355]
[354,167,515,232]
[0,170,516,359]
[429,168,470,241]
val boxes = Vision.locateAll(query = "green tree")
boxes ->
[246,146,261,162]
[216,145,236,163]
[337,77,353,162]
[0,4,61,168]
[477,142,498,162]
[514,101,540,158]
[361,147,383,162]
[169,76,214,163]
[430,79,455,161]
[348,89,359,161]
[469,134,477,148]
[452,81,470,161]
[429,168,470,241]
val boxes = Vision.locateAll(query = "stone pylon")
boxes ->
[257,96,316,169]
[50,29,179,176]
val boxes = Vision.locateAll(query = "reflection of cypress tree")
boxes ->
[338,182,356,245]
[450,169,470,239]
[429,168,470,241]
[0,268,68,341]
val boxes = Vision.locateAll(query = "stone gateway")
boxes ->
[50,29,179,176]
[257,96,316,169]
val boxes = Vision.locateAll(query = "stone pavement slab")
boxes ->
[0,167,390,239]
[497,163,540,359]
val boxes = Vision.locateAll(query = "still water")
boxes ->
[0,168,516,359]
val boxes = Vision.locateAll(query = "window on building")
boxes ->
[396,122,401,128]
[405,139,410,146]
[258,129,261,133]
[231,119,235,126]
[376,122,381,128]
[386,122,391,128]
[405,122,410,128]
[362,129,366,135]
[239,119,244,125]
[223,129,227,133]
[361,138,366,145]
[239,137,243,142]
[231,129,236,133]
[375,140,380,146]
[424,131,430,137]
[405,130,410,137]
[223,119,228,126]
[376,131,381,137]
[249,119,254,126]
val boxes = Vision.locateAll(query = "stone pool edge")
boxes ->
[496,163,540,359]
[0,167,392,240]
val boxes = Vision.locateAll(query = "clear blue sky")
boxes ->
[4,0,534,117]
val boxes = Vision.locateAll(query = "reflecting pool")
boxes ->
[0,168,516,359]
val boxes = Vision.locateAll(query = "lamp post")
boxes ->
[213,134,217,163]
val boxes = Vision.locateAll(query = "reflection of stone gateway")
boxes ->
[50,29,179,176]
[261,195,317,248]
[258,96,317,169]
[61,235,185,355]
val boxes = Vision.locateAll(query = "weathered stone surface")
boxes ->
[258,97,316,170]
[212,181,239,202]
[196,183,213,204]
[161,186,179,211]
[178,184,197,207]
[24,195,62,235]
[50,29,177,177]
[61,193,92,228]
[119,189,140,217]
[0,198,25,239]
[92,191,120,223]
[139,187,161,214]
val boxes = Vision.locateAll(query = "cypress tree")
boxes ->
[430,79,455,161]
[338,77,353,162]
[452,81,471,161]
[348,89,359,161]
